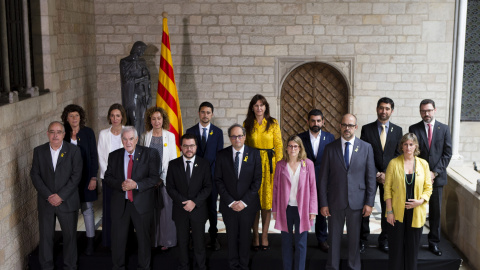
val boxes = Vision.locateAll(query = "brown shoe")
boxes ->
[318,241,329,252]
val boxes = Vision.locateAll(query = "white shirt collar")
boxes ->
[199,122,211,133]
[309,130,321,140]
[341,136,355,146]
[423,119,436,127]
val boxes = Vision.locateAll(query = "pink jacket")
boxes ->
[272,159,318,233]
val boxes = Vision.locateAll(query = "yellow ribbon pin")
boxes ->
[355,146,359,152]
[244,156,248,162]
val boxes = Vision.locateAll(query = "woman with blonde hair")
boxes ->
[273,135,317,270]
[140,106,178,250]
[384,133,432,270]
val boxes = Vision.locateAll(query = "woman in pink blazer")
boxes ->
[273,135,318,270]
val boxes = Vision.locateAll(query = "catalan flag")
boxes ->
[157,15,183,156]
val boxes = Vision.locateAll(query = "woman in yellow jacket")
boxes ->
[244,94,283,250]
[384,133,432,270]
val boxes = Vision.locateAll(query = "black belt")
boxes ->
[257,148,275,173]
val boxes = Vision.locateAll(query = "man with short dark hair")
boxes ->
[31,121,83,270]
[216,124,262,270]
[186,101,224,250]
[166,133,212,270]
[104,126,159,269]
[409,99,452,256]
[359,97,403,253]
[298,109,335,252]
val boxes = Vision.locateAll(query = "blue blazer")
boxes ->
[186,123,224,177]
[298,130,335,183]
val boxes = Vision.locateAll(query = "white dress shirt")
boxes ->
[423,119,436,136]
[183,155,196,175]
[50,143,63,172]
[198,123,211,141]
[341,136,355,165]
[309,130,321,158]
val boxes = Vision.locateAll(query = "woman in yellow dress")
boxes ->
[244,94,283,250]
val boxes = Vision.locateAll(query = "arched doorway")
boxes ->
[280,62,349,139]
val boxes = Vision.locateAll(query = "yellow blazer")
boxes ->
[384,155,432,228]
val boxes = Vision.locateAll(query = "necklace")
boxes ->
[404,158,416,185]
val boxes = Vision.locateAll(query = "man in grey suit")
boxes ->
[31,121,83,270]
[319,114,376,270]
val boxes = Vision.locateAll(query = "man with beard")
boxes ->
[409,99,452,256]
[298,109,335,252]
[166,134,212,270]
[319,114,376,270]
[359,97,403,253]
[186,101,224,250]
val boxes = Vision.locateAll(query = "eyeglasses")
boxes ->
[229,135,244,140]
[420,109,434,114]
[340,124,356,129]
[181,144,196,149]
[287,145,299,149]
[48,131,64,135]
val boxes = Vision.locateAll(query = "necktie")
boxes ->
[186,161,191,184]
[427,123,432,149]
[201,128,207,150]
[127,154,133,202]
[234,151,240,178]
[344,142,350,170]
[380,124,386,151]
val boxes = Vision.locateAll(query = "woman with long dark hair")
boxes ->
[61,104,98,255]
[244,94,283,250]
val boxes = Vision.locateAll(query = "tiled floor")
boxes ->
[71,189,472,270]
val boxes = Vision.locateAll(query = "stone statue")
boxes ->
[120,41,152,135]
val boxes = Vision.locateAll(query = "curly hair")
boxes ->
[107,103,127,125]
[61,104,86,131]
[398,133,421,156]
[144,106,170,131]
[244,94,275,135]
[283,135,307,162]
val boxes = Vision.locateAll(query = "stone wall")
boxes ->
[94,0,455,140]
[0,0,97,268]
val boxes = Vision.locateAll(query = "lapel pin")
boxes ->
[244,156,248,162]
[210,130,213,135]
[195,163,198,167]
[391,127,393,132]
[61,152,65,157]
[323,136,325,140]
[164,143,167,147]
[355,146,359,152]
[78,137,80,141]
[302,161,306,167]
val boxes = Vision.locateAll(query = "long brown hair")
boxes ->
[144,106,170,131]
[244,94,275,135]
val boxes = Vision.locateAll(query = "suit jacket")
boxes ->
[409,121,452,187]
[166,156,212,222]
[30,142,83,212]
[272,159,318,233]
[104,145,159,218]
[186,123,224,177]
[360,121,403,173]
[139,129,178,181]
[215,145,262,216]
[298,130,335,182]
[65,126,98,202]
[384,155,432,227]
[319,137,376,210]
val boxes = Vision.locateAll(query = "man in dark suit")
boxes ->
[104,126,159,270]
[409,99,452,256]
[185,101,224,250]
[31,121,83,270]
[215,124,262,270]
[319,114,376,270]
[166,134,212,270]
[298,109,335,252]
[359,97,403,253]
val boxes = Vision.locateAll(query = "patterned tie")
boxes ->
[234,151,240,178]
[127,154,133,202]
[427,123,432,149]
[344,142,350,170]
[201,128,207,150]
[380,124,386,151]
[186,161,191,184]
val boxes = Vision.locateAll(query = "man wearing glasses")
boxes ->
[31,121,83,270]
[409,99,452,256]
[319,114,376,270]
[166,133,212,270]
[215,124,262,270]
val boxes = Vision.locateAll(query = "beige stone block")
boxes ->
[355,44,378,54]
[221,26,237,35]
[282,4,303,15]
[265,45,288,56]
[381,15,396,25]
[105,3,133,15]
[403,25,421,35]
[244,16,269,25]
[389,3,406,15]
[427,43,452,63]
[295,16,313,25]
[326,26,343,35]
[294,36,314,44]
[322,44,337,55]
[257,4,282,15]
[211,56,231,66]
[202,45,221,56]
[250,36,274,45]
[349,3,372,15]
[363,15,381,25]
[428,3,455,21]
[218,16,231,26]
[254,57,274,66]
[288,45,305,56]
[422,21,446,42]
[323,3,348,15]
[242,45,265,56]
[232,75,253,83]
[345,26,373,35]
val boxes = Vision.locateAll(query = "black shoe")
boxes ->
[429,245,442,256]
[84,237,95,256]
[359,241,366,254]
[378,241,389,252]
[318,241,329,253]
[207,238,221,251]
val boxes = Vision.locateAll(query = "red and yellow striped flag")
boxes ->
[157,15,183,156]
